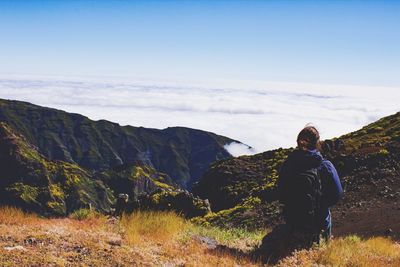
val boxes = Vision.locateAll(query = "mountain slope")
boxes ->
[0,122,114,215]
[0,121,194,216]
[0,99,235,188]
[193,112,400,239]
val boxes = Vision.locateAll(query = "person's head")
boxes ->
[297,125,320,151]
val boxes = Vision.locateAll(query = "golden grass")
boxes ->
[0,206,40,225]
[1,206,399,267]
[120,210,188,245]
[120,210,260,265]
[279,235,400,267]
[318,236,400,267]
[0,207,260,266]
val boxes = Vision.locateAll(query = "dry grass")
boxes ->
[119,210,260,265]
[279,235,400,267]
[0,206,40,225]
[120,210,188,244]
[0,207,244,266]
[318,236,400,267]
[1,206,399,266]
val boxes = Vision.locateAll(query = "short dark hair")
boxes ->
[297,126,320,151]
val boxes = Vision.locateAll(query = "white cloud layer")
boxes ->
[0,75,398,155]
[224,142,257,157]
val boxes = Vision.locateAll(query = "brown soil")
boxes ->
[332,194,400,241]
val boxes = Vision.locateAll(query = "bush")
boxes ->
[377,149,390,156]
[69,208,101,221]
[188,224,266,248]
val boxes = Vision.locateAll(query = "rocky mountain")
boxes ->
[193,112,400,239]
[0,99,235,188]
[0,121,188,216]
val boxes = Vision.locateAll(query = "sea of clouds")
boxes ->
[0,75,398,156]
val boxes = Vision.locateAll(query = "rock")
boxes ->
[107,237,122,246]
[3,245,27,251]
[137,189,212,218]
[24,237,38,245]
[194,235,218,250]
[74,245,89,255]
[384,228,393,236]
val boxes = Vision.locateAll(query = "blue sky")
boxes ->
[0,1,399,153]
[1,0,400,86]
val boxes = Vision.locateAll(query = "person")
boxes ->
[277,125,343,246]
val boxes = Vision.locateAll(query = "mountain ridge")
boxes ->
[0,98,236,188]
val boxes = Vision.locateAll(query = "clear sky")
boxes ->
[0,1,399,154]
[1,0,400,86]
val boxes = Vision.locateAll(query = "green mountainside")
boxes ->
[0,121,114,215]
[0,99,234,188]
[193,112,400,238]
[0,120,209,216]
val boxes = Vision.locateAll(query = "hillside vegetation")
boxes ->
[0,122,114,215]
[0,120,213,217]
[0,99,225,216]
[0,98,234,188]
[0,207,399,266]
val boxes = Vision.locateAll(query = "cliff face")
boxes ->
[0,99,234,188]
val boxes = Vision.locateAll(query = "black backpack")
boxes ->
[283,167,322,232]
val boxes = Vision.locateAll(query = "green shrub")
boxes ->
[377,149,390,156]
[69,208,100,220]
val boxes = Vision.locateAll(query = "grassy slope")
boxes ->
[339,111,400,153]
[0,207,399,266]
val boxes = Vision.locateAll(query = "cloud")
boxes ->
[224,142,257,157]
[0,75,399,156]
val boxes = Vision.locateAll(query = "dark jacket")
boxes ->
[278,149,343,228]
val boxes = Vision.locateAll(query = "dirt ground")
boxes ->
[333,194,400,241]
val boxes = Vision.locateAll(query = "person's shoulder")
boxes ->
[320,159,337,173]
[321,159,333,166]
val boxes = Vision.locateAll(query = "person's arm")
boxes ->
[321,160,343,207]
